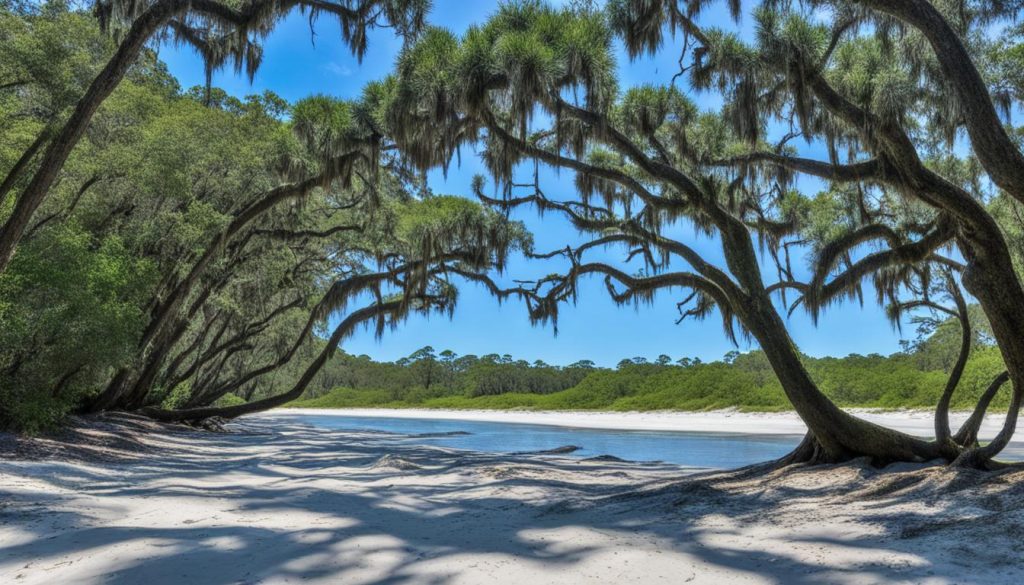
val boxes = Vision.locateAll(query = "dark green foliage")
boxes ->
[0,6,309,430]
[0,222,154,431]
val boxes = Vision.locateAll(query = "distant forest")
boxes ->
[285,308,1011,412]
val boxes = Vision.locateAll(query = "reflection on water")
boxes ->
[275,413,806,469]
[272,412,1024,468]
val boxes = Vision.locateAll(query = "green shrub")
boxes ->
[212,393,247,408]
[284,346,1011,415]
[0,223,154,432]
[161,383,192,410]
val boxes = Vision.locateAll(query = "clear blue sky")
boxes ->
[159,1,912,367]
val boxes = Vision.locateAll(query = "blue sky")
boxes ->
[159,1,912,366]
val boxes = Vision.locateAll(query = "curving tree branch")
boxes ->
[140,298,410,422]
[852,0,1024,203]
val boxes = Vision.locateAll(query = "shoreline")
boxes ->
[271,406,1014,440]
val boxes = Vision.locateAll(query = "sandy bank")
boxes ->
[2,414,1023,584]
[277,407,1016,440]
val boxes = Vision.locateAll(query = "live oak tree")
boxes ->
[377,0,1024,465]
[0,1,116,208]
[6,0,1024,468]
[84,84,532,418]
[0,40,316,428]
[84,89,387,413]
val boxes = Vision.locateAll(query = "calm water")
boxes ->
[274,413,804,468]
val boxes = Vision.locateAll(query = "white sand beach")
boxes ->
[2,411,1023,584]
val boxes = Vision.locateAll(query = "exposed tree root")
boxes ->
[773,429,960,471]
[774,432,832,467]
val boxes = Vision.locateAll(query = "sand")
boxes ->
[2,412,1023,584]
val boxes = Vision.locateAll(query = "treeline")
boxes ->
[306,348,598,401]
[289,310,1008,413]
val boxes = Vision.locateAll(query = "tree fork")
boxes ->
[741,299,946,464]
[954,371,1010,448]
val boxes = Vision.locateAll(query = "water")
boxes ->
[274,413,805,468]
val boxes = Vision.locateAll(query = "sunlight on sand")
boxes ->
[1,415,1021,584]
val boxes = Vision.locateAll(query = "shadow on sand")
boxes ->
[2,414,1023,584]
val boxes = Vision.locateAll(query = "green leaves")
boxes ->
[495,29,559,119]
[393,195,532,270]
[828,38,912,121]
[287,337,1009,413]
[0,222,155,432]
[291,95,363,158]
[398,26,461,104]
[616,84,696,136]
[0,5,114,115]
[387,0,618,174]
